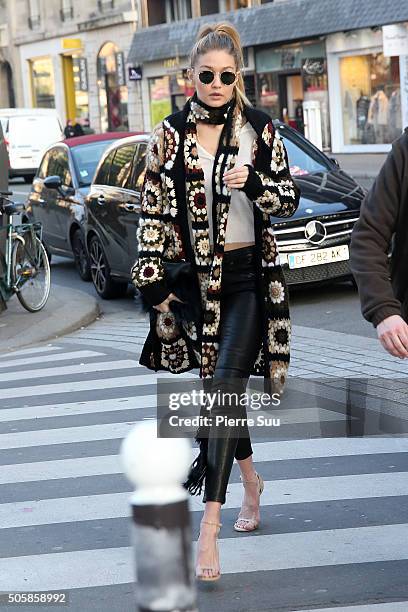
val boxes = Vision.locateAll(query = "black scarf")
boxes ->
[190,91,234,124]
[182,93,243,496]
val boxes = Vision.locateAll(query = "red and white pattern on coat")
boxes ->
[161,337,190,372]
[163,175,178,219]
[163,120,179,170]
[270,130,287,174]
[261,121,274,148]
[262,224,280,267]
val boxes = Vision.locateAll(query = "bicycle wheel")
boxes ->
[12,234,51,312]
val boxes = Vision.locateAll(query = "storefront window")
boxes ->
[97,42,129,132]
[256,41,330,149]
[258,72,279,119]
[149,76,171,127]
[149,72,190,126]
[30,57,55,108]
[340,53,401,145]
[72,56,89,122]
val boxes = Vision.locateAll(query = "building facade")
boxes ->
[2,0,408,153]
[1,0,141,132]
[128,0,408,153]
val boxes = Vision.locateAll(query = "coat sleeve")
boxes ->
[349,136,406,327]
[240,124,300,217]
[130,124,172,307]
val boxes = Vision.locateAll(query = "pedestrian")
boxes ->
[131,22,300,581]
[63,119,76,139]
[73,119,84,137]
[350,127,408,359]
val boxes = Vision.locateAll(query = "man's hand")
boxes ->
[223,165,249,190]
[153,292,184,313]
[376,315,408,358]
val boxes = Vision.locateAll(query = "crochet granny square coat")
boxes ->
[131,104,300,392]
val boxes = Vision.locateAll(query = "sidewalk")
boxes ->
[0,283,99,353]
[332,152,387,179]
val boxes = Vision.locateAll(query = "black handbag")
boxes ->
[136,260,202,326]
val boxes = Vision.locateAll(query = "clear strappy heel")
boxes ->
[195,519,222,581]
[233,471,264,532]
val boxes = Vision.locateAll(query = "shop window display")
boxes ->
[257,72,280,119]
[149,72,191,127]
[97,42,129,132]
[30,57,55,108]
[340,53,401,145]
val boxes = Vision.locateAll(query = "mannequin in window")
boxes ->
[388,87,402,141]
[356,90,370,141]
[367,84,389,143]
[294,99,304,134]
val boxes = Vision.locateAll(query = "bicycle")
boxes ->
[0,190,51,312]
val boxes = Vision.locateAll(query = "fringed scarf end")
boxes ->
[182,437,208,496]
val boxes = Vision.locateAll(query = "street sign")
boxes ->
[62,38,82,50]
[128,65,142,81]
[115,52,126,87]
[383,24,408,57]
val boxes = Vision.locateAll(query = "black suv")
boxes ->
[84,135,148,297]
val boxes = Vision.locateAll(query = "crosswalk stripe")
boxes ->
[1,471,408,529]
[1,437,407,484]
[0,422,138,449]
[293,605,408,612]
[0,395,158,422]
[0,360,140,383]
[0,350,105,370]
[0,371,195,400]
[1,523,408,591]
[0,345,61,360]
[0,401,351,427]
[0,403,360,449]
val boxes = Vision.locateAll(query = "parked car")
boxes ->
[0,108,63,183]
[24,132,138,280]
[272,122,366,286]
[84,124,366,299]
[84,134,149,297]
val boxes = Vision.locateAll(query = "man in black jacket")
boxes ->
[350,128,408,359]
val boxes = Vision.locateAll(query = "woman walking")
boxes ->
[131,22,300,581]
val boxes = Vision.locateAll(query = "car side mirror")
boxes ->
[44,175,62,190]
[63,185,76,197]
[329,157,340,168]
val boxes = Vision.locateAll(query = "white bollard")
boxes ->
[120,420,198,612]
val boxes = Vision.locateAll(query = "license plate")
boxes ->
[288,245,349,269]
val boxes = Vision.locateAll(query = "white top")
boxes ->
[188,122,257,248]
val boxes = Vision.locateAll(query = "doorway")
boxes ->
[278,72,304,134]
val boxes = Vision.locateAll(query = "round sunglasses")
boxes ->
[197,69,237,86]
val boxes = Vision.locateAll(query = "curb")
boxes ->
[45,300,101,343]
[2,287,101,354]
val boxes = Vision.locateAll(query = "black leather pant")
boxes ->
[203,245,263,504]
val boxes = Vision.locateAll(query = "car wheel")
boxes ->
[72,228,91,281]
[88,235,128,299]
